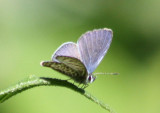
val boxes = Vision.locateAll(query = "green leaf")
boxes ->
[0,75,115,113]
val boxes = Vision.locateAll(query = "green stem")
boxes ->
[0,75,115,113]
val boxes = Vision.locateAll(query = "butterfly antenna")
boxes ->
[93,72,119,75]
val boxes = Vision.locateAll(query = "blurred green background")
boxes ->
[0,0,160,113]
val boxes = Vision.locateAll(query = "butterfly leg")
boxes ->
[72,80,76,85]
[81,84,85,88]
[84,84,89,89]
[78,83,82,87]
[82,84,89,89]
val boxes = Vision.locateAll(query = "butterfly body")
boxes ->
[41,28,113,84]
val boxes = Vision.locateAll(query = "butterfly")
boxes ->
[41,28,113,85]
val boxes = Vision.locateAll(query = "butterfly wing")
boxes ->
[56,56,87,76]
[41,61,80,78]
[77,28,113,73]
[41,42,88,83]
[41,59,87,83]
[52,42,81,61]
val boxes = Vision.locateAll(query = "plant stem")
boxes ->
[0,75,115,113]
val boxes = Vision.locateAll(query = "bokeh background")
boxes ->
[0,0,160,113]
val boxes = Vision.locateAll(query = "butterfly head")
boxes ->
[86,74,96,83]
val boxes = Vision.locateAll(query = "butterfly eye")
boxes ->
[88,75,92,81]
[87,75,96,83]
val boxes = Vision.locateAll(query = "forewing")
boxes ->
[41,61,80,77]
[56,56,87,76]
[77,28,113,73]
[52,42,80,61]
